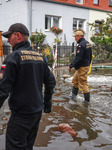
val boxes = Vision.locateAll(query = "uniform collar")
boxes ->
[77,38,85,43]
[13,41,31,51]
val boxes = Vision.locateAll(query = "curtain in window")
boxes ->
[45,16,51,29]
[53,17,59,28]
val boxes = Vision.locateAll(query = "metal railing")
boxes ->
[56,43,75,67]
[0,45,12,65]
[0,43,112,67]
[56,43,112,67]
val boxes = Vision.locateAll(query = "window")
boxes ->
[73,18,85,31]
[53,17,59,28]
[94,20,102,34]
[93,0,99,5]
[45,15,61,30]
[45,16,51,30]
[109,0,112,6]
[76,0,83,4]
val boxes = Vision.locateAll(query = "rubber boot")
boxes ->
[69,87,78,100]
[84,93,90,103]
[72,87,78,95]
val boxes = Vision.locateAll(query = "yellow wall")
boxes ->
[88,10,112,43]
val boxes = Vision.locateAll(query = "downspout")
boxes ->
[28,0,32,36]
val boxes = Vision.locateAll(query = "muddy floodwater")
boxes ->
[0,67,112,150]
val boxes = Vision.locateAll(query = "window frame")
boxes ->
[73,18,85,31]
[76,0,83,4]
[93,0,99,5]
[94,20,102,35]
[45,15,62,31]
[109,0,112,6]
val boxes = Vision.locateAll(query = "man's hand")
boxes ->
[44,101,52,113]
[69,67,71,72]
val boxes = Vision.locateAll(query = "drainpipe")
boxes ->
[28,0,32,36]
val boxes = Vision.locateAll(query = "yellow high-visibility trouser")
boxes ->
[72,66,90,93]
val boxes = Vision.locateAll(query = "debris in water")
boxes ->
[63,74,70,80]
[58,123,78,137]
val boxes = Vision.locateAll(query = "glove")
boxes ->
[44,101,52,113]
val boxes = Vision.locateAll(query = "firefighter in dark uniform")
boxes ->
[69,30,92,102]
[0,23,56,150]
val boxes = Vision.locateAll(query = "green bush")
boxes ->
[109,53,112,60]
[42,52,54,67]
[30,30,46,45]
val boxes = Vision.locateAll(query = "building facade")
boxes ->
[0,0,112,46]
[53,0,112,11]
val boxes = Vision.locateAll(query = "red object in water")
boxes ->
[58,123,78,137]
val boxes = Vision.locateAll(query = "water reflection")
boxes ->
[0,67,112,150]
[35,67,112,150]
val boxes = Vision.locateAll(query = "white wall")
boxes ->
[0,0,28,43]
[0,0,90,46]
[32,1,90,46]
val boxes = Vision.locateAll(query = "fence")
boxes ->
[56,43,75,67]
[0,43,112,66]
[56,43,112,67]
[91,44,112,63]
[0,45,12,65]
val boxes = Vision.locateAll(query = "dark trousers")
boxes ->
[6,111,42,150]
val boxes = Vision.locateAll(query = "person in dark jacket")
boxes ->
[69,30,92,103]
[0,23,56,150]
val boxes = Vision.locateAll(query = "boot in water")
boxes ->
[83,93,90,103]
[69,87,78,101]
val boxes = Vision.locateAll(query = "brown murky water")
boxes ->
[0,67,112,150]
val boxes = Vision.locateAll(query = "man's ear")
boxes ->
[16,32,23,40]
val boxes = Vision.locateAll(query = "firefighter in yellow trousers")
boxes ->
[69,30,92,102]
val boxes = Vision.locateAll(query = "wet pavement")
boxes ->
[0,66,112,150]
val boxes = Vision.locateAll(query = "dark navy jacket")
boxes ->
[69,38,92,70]
[0,41,56,115]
